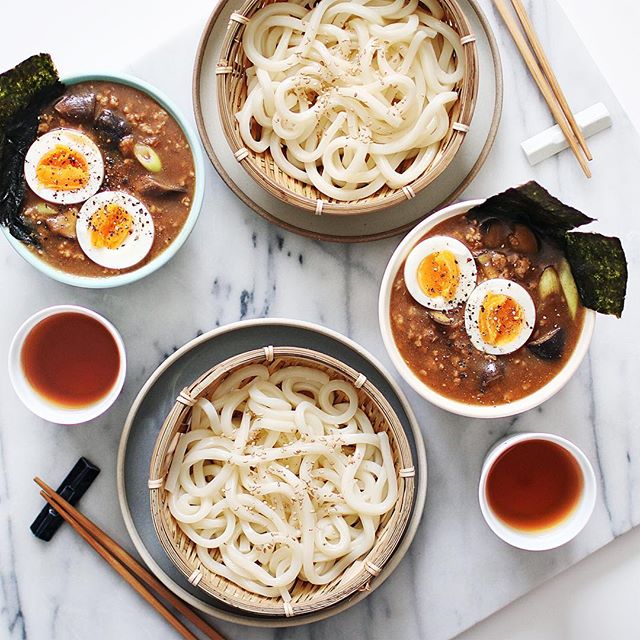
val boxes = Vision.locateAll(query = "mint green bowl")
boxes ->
[1,73,205,289]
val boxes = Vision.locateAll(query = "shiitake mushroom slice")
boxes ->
[479,218,539,255]
[134,174,187,196]
[480,359,505,391]
[508,223,539,254]
[54,92,95,122]
[427,310,459,326]
[479,217,511,249]
[527,327,566,360]
[93,108,131,143]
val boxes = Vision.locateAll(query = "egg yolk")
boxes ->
[478,292,524,346]
[89,204,133,249]
[35,145,89,191]
[417,250,460,300]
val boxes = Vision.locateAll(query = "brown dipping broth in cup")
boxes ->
[21,311,120,408]
[485,438,584,531]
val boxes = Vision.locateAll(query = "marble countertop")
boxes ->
[1,1,639,639]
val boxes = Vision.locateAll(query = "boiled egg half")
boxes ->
[76,191,154,269]
[404,236,477,310]
[24,128,104,204]
[465,279,536,355]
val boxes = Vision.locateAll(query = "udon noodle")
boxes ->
[236,0,465,201]
[165,363,398,600]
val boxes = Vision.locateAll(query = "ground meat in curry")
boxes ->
[22,80,195,277]
[390,214,585,406]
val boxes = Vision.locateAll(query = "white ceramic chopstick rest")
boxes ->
[521,102,612,166]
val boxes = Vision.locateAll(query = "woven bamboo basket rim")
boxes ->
[149,346,415,617]
[215,0,479,216]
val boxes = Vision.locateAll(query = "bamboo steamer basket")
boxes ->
[216,0,479,216]
[148,346,415,617]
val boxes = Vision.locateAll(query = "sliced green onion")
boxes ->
[558,258,580,320]
[35,203,58,216]
[133,143,162,173]
[539,266,561,300]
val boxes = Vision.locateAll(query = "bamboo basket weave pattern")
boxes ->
[149,346,415,617]
[216,0,479,216]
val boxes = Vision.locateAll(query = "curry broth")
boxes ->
[390,214,585,406]
[23,81,195,277]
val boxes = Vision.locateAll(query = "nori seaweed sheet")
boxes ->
[467,181,594,243]
[566,233,627,318]
[0,54,64,244]
[466,181,627,317]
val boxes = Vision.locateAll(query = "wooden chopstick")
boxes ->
[34,478,225,640]
[38,490,197,640]
[509,0,592,161]
[492,0,592,177]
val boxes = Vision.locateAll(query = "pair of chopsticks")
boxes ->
[34,477,225,640]
[492,0,593,177]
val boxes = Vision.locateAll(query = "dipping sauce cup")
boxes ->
[478,432,596,550]
[8,305,126,424]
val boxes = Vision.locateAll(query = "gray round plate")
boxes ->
[117,318,427,627]
[192,0,503,243]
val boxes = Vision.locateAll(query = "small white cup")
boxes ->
[478,432,596,550]
[8,305,126,424]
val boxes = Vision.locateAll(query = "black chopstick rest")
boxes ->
[30,457,100,541]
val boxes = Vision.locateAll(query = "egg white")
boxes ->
[464,278,536,355]
[76,191,154,269]
[24,128,104,204]
[404,236,477,311]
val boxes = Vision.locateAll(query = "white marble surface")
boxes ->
[1,1,639,639]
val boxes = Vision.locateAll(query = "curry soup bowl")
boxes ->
[1,72,205,289]
[378,199,596,419]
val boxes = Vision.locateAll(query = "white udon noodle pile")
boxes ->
[235,0,465,201]
[165,363,398,601]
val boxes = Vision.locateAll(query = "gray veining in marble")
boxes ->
[1,0,639,638]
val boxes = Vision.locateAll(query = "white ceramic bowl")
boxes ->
[8,305,126,424]
[478,432,596,550]
[378,199,596,419]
